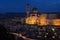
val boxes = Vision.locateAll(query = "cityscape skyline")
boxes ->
[0,0,60,40]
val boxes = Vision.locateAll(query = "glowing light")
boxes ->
[9,32,22,37]
[53,19,60,26]
[26,16,37,24]
[46,33,48,35]
[45,36,47,38]
[25,14,60,26]
[26,14,50,25]
[54,33,56,35]
[52,28,55,32]
[22,36,27,39]
[52,36,55,39]
[38,14,48,26]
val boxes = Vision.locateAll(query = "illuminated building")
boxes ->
[25,4,60,26]
[52,19,60,26]
[26,16,37,24]
[26,7,38,25]
[47,14,57,25]
[38,14,48,26]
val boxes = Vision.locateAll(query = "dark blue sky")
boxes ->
[0,0,60,13]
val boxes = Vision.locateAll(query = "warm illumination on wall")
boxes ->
[38,14,48,26]
[26,16,37,24]
[52,19,60,26]
[38,17,47,26]
[25,14,60,26]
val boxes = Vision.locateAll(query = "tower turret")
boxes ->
[26,4,30,17]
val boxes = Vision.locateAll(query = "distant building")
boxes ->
[22,4,60,26]
[47,14,57,19]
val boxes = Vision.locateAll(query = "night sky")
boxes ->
[0,0,60,13]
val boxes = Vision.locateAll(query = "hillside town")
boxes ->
[0,4,60,40]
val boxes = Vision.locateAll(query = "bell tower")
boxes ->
[26,4,30,17]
